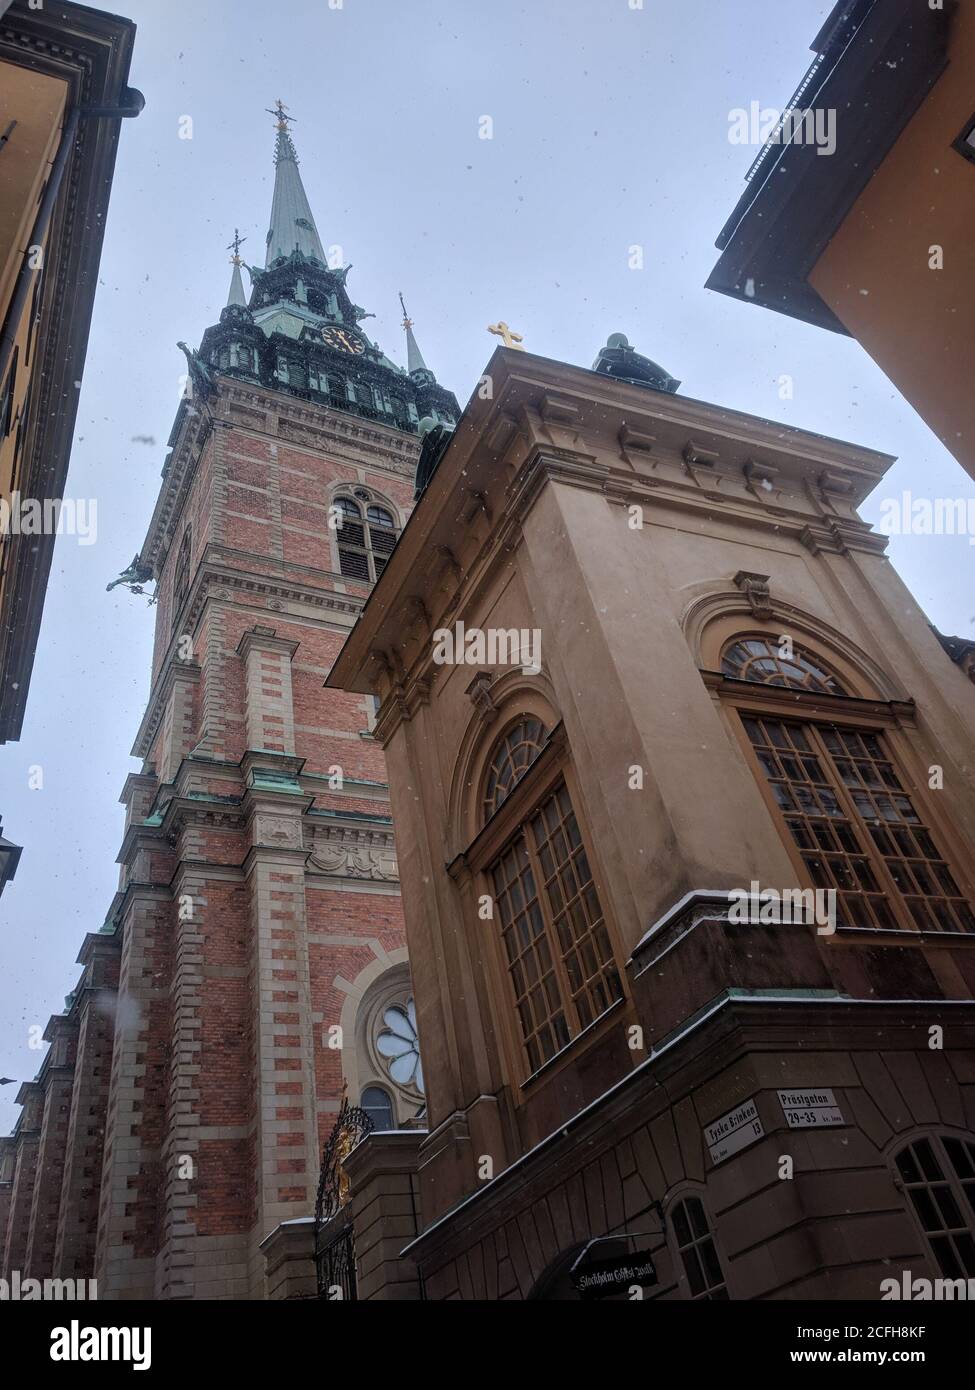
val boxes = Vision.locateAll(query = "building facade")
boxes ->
[0,0,141,904]
[708,0,975,485]
[0,108,457,1299]
[330,340,975,1300]
[0,0,141,751]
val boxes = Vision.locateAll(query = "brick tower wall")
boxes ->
[84,380,421,1298]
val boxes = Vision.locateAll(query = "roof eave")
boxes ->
[707,0,954,327]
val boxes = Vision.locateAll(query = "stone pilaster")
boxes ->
[260,1216,317,1299]
[237,627,300,756]
[2,1083,43,1277]
[344,1130,424,1301]
[54,936,120,1279]
[94,889,172,1300]
[0,1138,15,1268]
[24,1015,78,1278]
[241,759,316,1296]
[158,663,201,783]
[195,601,230,760]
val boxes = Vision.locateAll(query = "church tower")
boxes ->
[1,104,458,1301]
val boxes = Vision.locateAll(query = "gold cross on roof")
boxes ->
[488,320,525,350]
[226,228,246,264]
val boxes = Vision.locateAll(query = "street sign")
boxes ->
[705,1097,765,1165]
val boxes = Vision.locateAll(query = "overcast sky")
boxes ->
[2,0,972,1131]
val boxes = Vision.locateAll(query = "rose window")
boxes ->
[376,998,424,1095]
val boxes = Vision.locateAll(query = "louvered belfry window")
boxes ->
[367,506,396,578]
[335,497,398,582]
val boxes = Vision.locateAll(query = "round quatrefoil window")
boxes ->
[376,998,424,1095]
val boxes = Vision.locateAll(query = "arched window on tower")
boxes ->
[360,1085,394,1132]
[718,635,975,934]
[366,505,396,577]
[334,496,400,582]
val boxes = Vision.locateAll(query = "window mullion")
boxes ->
[523,818,579,1039]
[807,723,914,932]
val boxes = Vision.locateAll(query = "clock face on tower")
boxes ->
[321,325,366,355]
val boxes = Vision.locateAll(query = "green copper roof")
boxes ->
[227,260,248,308]
[266,122,327,267]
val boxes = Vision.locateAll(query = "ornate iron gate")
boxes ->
[316,1222,358,1302]
[314,1089,373,1300]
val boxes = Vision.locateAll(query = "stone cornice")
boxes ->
[328,349,896,702]
[370,433,892,741]
[139,406,213,576]
[158,795,248,841]
[700,670,917,725]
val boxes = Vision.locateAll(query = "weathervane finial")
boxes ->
[266,98,294,131]
[226,228,246,265]
[399,291,413,331]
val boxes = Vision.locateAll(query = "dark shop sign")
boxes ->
[570,1243,658,1300]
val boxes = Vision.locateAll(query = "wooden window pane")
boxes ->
[743,717,972,934]
[672,1197,726,1299]
[483,718,548,820]
[893,1137,975,1278]
[489,780,621,1072]
[723,638,845,694]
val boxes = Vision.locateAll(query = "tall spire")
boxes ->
[226,229,248,307]
[264,100,327,267]
[399,292,430,376]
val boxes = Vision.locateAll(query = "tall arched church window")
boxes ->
[477,720,623,1075]
[334,496,399,582]
[483,717,548,821]
[360,1085,394,1132]
[721,637,975,934]
[893,1135,975,1278]
[171,527,192,631]
[722,636,846,694]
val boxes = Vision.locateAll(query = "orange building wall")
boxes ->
[809,5,975,478]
